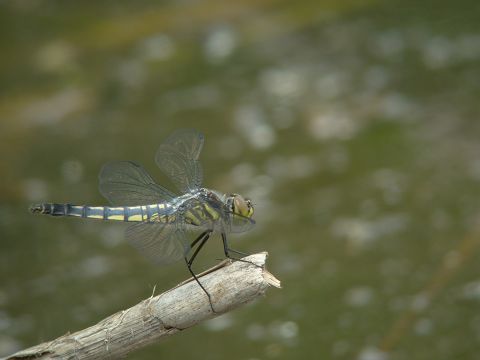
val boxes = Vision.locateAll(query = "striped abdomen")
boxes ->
[29,203,175,223]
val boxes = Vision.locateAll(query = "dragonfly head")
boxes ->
[226,193,254,218]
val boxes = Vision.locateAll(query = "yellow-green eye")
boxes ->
[246,199,254,217]
[232,195,254,218]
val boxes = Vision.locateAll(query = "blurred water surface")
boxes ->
[1,0,480,359]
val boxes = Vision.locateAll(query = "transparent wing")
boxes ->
[226,212,256,234]
[125,223,189,265]
[155,129,204,193]
[99,161,176,206]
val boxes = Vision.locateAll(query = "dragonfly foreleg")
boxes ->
[221,232,260,264]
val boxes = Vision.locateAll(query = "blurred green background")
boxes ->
[1,0,480,359]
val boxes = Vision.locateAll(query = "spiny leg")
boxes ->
[221,232,248,258]
[190,230,209,249]
[184,231,216,312]
[188,231,211,266]
[221,232,261,268]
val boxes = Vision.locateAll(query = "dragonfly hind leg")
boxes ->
[184,231,216,313]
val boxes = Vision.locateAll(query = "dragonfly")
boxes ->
[30,129,255,312]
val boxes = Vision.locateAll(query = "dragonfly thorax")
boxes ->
[171,189,254,233]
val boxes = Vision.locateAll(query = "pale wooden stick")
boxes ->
[6,252,280,360]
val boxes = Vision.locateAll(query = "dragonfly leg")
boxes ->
[187,231,211,266]
[221,233,261,268]
[185,231,216,312]
[190,230,209,250]
[221,232,248,258]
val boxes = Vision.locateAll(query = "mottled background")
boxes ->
[1,0,480,359]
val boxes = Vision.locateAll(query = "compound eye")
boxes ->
[233,195,251,217]
[245,199,254,217]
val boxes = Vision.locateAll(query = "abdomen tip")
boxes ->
[29,204,42,213]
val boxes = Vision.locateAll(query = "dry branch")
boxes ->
[5,252,280,360]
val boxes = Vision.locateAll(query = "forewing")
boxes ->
[155,129,204,193]
[125,223,189,265]
[99,161,176,206]
[226,212,256,233]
